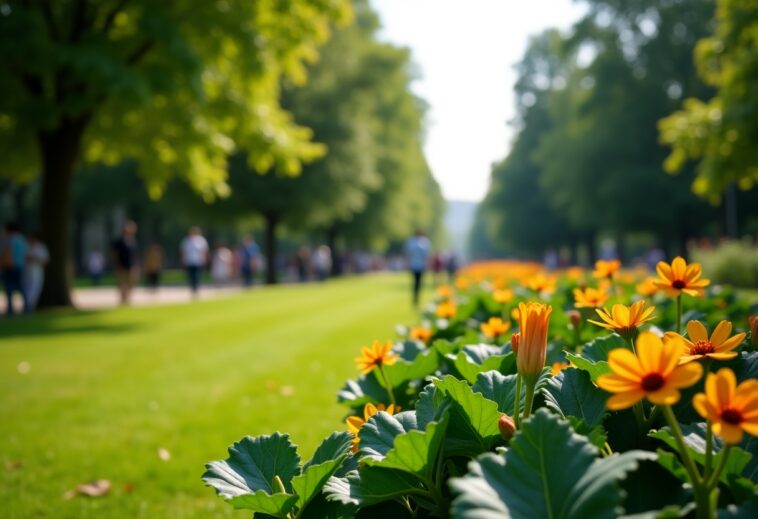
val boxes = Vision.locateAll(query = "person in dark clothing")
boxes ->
[111,221,138,305]
[239,235,261,287]
[1,222,28,315]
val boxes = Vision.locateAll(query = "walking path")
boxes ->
[1,284,246,312]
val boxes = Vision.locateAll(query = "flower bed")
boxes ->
[203,258,757,518]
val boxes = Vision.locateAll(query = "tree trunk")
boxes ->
[37,116,90,308]
[263,212,279,285]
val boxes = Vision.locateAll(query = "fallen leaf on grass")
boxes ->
[64,479,111,500]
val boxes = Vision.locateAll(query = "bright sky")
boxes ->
[371,0,586,202]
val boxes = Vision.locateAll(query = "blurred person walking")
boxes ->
[295,246,310,282]
[180,226,209,296]
[405,229,430,307]
[25,232,49,310]
[111,221,139,305]
[211,244,233,285]
[239,235,261,287]
[446,252,459,283]
[312,245,332,281]
[144,241,164,291]
[1,222,29,315]
[88,250,104,285]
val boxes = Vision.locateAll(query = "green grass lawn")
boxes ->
[1,273,422,518]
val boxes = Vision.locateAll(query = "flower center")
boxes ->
[672,279,686,289]
[641,373,665,392]
[690,340,714,355]
[721,408,742,425]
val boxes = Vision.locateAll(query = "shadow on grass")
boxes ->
[0,309,142,339]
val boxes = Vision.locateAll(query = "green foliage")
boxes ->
[449,409,655,519]
[543,368,609,428]
[693,241,758,288]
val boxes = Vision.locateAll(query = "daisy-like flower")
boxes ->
[481,317,510,338]
[597,332,703,410]
[355,341,399,374]
[636,278,659,297]
[492,288,515,304]
[573,287,609,308]
[436,301,456,319]
[588,300,655,339]
[409,326,433,343]
[665,320,746,364]
[523,273,557,294]
[593,259,621,279]
[693,368,758,444]
[654,256,710,297]
[346,403,398,451]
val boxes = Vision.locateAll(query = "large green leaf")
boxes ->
[434,375,502,456]
[381,347,441,388]
[337,372,387,407]
[565,352,612,383]
[202,433,301,515]
[451,345,515,383]
[450,409,654,519]
[566,334,626,383]
[359,411,418,459]
[292,432,353,509]
[323,466,426,508]
[472,370,522,413]
[364,414,449,479]
[543,368,608,428]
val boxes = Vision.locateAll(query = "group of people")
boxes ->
[1,223,49,315]
[108,222,263,305]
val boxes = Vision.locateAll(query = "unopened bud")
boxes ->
[498,414,516,440]
[568,310,581,328]
[749,316,758,348]
[510,332,520,355]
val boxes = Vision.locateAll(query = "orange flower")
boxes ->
[693,368,758,444]
[593,259,621,279]
[346,403,398,451]
[523,273,557,294]
[597,332,703,409]
[436,301,456,319]
[481,317,510,338]
[510,332,520,355]
[409,326,433,343]
[636,278,659,297]
[573,287,609,309]
[551,361,570,376]
[492,288,515,304]
[588,300,655,338]
[654,257,710,297]
[355,341,399,374]
[566,266,585,281]
[436,285,453,299]
[455,277,470,290]
[665,320,745,364]
[516,302,552,381]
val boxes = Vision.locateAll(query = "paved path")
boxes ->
[1,284,247,312]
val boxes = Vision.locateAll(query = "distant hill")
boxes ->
[444,200,477,260]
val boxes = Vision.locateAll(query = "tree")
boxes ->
[659,0,758,200]
[0,0,351,306]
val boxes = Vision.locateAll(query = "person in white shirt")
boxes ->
[180,226,209,295]
[25,232,49,310]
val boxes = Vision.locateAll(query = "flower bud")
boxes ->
[567,310,581,328]
[749,316,758,349]
[510,332,520,355]
[498,414,516,440]
[516,302,552,383]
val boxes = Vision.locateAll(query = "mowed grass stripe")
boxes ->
[1,273,421,518]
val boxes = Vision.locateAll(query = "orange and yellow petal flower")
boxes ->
[693,369,758,444]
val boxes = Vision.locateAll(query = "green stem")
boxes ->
[378,364,396,406]
[522,378,536,421]
[706,445,732,490]
[632,401,646,432]
[661,406,708,517]
[513,373,522,429]
[627,335,637,354]
[704,420,713,481]
[644,405,661,429]
[676,294,683,334]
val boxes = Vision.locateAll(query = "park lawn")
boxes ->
[1,273,421,518]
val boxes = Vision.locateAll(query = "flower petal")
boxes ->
[607,390,645,410]
[667,363,703,389]
[686,320,708,343]
[647,387,681,405]
[607,348,644,379]
[710,321,732,347]
[671,257,686,278]
[656,261,673,281]
[713,422,743,444]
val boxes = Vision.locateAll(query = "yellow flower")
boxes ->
[355,341,399,374]
[566,266,585,281]
[455,277,470,290]
[346,403,398,451]
[436,285,453,299]
[654,257,710,297]
[516,302,552,381]
[588,300,655,338]
[573,287,609,309]
[436,301,456,319]
[636,278,659,297]
[492,288,515,304]
[593,259,621,279]
[665,320,746,364]
[551,361,570,376]
[511,307,520,321]
[523,273,557,294]
[409,326,433,343]
[597,332,703,410]
[481,317,510,338]
[693,368,758,444]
